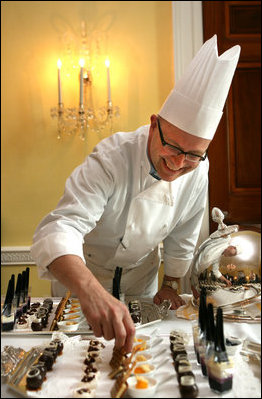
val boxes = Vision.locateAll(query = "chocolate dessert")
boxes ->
[38,351,54,371]
[177,364,195,384]
[51,339,64,355]
[31,317,43,331]
[179,375,199,398]
[26,367,44,390]
[73,387,95,398]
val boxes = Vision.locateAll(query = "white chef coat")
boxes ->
[31,125,209,297]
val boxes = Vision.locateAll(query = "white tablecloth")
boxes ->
[1,295,261,398]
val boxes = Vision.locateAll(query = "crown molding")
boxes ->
[1,246,35,265]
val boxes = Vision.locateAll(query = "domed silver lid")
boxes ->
[190,207,261,322]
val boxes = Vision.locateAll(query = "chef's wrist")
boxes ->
[162,275,180,291]
[163,275,180,281]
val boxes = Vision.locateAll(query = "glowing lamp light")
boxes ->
[79,59,85,106]
[105,58,111,102]
[57,59,62,104]
[231,236,255,261]
[79,58,85,68]
[57,59,62,69]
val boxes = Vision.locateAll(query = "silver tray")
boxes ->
[191,284,261,323]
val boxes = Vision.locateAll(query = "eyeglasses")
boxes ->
[157,118,207,163]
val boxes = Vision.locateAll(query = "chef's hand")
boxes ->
[191,284,200,299]
[48,255,135,353]
[153,286,185,310]
[78,279,136,353]
[219,275,232,286]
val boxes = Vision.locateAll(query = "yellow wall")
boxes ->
[1,265,51,298]
[1,1,174,295]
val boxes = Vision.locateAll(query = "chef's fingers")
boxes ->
[171,295,186,310]
[153,293,161,305]
[101,320,115,341]
[122,315,136,353]
[113,310,135,353]
[91,322,103,338]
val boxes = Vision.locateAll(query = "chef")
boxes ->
[31,35,240,352]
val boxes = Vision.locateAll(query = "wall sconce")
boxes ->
[50,22,120,141]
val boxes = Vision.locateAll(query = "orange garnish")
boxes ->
[136,355,147,362]
[134,364,151,374]
[135,376,149,389]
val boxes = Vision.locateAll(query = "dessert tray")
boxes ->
[1,331,260,398]
[1,295,170,336]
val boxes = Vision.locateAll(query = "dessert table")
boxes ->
[1,295,261,398]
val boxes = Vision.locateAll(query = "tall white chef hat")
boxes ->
[158,35,241,139]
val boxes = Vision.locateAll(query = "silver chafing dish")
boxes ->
[190,207,261,322]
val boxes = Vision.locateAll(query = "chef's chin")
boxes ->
[160,159,193,181]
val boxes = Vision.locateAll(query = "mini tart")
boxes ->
[82,365,100,376]
[16,318,29,329]
[26,367,44,390]
[89,339,105,349]
[83,353,102,365]
[30,317,43,331]
[87,345,100,352]
[73,387,95,398]
[30,302,41,308]
[78,373,98,389]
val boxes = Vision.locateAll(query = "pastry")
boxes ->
[16,317,29,329]
[78,373,98,390]
[179,375,199,398]
[26,367,44,390]
[73,387,95,398]
[89,339,105,349]
[83,353,102,365]
[82,365,99,375]
[38,350,54,371]
[30,316,43,331]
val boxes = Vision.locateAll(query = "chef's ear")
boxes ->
[150,114,158,128]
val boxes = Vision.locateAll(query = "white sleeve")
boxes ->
[212,260,222,278]
[31,152,114,279]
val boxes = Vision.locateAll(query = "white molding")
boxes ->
[172,1,203,81]
[172,2,209,294]
[1,246,35,265]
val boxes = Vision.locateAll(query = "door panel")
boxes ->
[202,1,261,232]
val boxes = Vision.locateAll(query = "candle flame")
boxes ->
[105,58,110,68]
[57,59,62,69]
[79,58,85,68]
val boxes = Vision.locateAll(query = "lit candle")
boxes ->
[57,59,62,105]
[105,58,112,103]
[79,58,85,107]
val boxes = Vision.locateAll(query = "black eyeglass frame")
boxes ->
[157,118,207,163]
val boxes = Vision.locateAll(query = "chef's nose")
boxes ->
[170,153,187,168]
